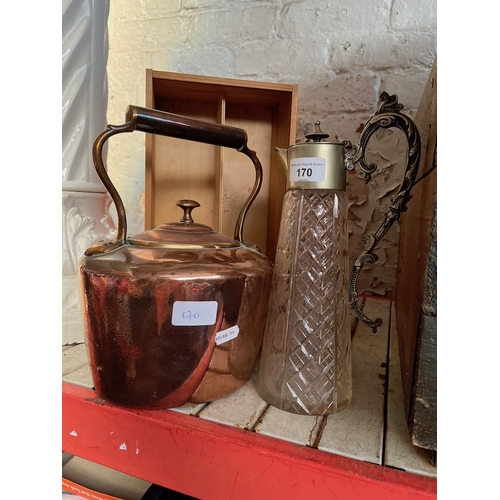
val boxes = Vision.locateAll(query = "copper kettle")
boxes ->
[80,106,273,409]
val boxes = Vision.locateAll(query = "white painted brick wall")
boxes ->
[105,0,437,297]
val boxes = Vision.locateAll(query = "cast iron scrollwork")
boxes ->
[348,92,421,332]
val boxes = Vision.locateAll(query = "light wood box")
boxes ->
[395,60,437,452]
[145,70,298,261]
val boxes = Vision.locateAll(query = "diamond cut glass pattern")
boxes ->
[257,190,352,415]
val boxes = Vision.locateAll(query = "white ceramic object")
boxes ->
[62,0,113,344]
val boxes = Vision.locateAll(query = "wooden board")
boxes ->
[198,366,268,430]
[145,70,298,262]
[149,100,220,231]
[62,343,91,378]
[255,408,323,447]
[318,298,390,463]
[395,59,437,451]
[384,306,437,477]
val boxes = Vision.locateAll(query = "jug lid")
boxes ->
[127,199,240,249]
[282,122,347,191]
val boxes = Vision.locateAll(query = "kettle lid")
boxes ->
[128,199,240,249]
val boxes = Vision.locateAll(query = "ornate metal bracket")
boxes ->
[348,92,421,332]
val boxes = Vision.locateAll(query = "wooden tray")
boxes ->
[145,70,298,261]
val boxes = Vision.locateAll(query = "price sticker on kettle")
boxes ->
[215,325,240,345]
[290,157,326,182]
[172,301,218,326]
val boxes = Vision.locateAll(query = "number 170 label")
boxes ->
[290,157,326,182]
[172,301,218,326]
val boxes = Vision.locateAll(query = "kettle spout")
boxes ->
[274,147,289,173]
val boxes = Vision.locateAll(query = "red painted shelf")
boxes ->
[62,381,437,500]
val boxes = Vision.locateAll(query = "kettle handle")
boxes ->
[88,105,263,255]
[346,92,421,332]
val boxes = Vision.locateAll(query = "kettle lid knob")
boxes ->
[305,121,330,143]
[176,199,200,223]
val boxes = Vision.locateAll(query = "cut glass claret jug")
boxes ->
[256,92,421,416]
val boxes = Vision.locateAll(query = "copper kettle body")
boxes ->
[80,106,273,409]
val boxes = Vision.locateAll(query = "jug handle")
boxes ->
[89,105,263,255]
[345,92,421,332]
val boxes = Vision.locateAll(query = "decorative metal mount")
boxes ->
[347,92,421,332]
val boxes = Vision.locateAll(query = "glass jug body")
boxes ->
[257,188,352,415]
